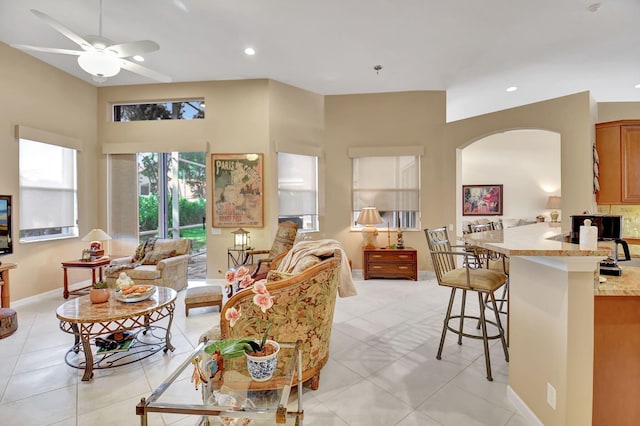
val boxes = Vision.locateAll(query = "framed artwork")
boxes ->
[81,249,92,261]
[212,153,264,227]
[462,184,503,216]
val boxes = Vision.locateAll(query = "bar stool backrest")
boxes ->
[424,227,458,284]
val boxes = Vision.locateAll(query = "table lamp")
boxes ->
[232,228,250,249]
[81,228,111,259]
[356,207,383,249]
[546,196,562,223]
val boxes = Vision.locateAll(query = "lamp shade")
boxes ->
[546,196,562,210]
[356,207,383,226]
[77,51,121,78]
[81,228,111,242]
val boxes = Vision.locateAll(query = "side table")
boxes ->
[61,257,111,299]
[227,247,254,269]
[363,247,418,280]
[0,262,17,308]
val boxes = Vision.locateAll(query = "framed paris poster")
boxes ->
[212,153,264,227]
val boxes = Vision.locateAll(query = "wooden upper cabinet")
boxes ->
[622,125,640,203]
[596,121,640,204]
[596,124,622,204]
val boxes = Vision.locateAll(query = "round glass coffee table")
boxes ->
[56,286,176,381]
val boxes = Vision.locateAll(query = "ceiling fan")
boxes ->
[10,1,171,83]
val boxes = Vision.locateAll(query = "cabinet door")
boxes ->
[622,125,640,203]
[596,125,622,204]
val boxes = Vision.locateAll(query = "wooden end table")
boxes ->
[61,257,111,299]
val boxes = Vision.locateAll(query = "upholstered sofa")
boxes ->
[203,241,352,390]
[105,238,191,292]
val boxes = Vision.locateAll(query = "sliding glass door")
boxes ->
[137,152,206,278]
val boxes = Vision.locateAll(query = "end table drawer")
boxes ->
[363,248,418,280]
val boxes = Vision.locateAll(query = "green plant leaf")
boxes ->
[204,338,256,359]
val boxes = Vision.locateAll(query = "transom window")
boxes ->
[113,100,205,122]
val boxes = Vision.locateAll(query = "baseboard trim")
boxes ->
[507,385,543,426]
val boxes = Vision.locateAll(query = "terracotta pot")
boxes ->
[245,340,280,381]
[90,288,110,304]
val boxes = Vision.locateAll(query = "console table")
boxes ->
[363,247,417,280]
[0,263,17,308]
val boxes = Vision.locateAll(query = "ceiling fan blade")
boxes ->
[30,9,92,50]
[120,59,172,83]
[10,44,83,56]
[107,40,160,58]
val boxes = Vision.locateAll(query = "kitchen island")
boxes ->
[464,222,609,426]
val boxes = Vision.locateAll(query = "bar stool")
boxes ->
[425,226,509,381]
[469,222,509,315]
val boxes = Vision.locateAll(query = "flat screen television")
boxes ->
[0,195,13,257]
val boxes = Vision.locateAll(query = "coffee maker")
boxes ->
[570,214,631,276]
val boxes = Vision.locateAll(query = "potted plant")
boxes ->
[90,280,110,304]
[204,269,279,381]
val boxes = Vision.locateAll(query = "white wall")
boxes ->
[460,129,561,231]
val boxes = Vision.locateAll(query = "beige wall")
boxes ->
[4,38,640,302]
[325,91,447,269]
[0,42,98,300]
[448,92,597,234]
[597,102,640,122]
[98,80,270,278]
[97,79,324,279]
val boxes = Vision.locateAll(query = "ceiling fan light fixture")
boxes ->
[77,51,121,78]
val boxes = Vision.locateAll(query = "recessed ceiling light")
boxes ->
[133,55,144,62]
[506,86,518,92]
[244,47,255,56]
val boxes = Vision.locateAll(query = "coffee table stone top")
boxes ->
[56,286,176,323]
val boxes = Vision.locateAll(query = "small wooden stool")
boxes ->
[0,308,18,339]
[185,286,223,317]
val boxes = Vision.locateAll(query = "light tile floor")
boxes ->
[0,271,531,425]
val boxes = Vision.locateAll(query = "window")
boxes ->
[278,152,318,232]
[352,155,420,230]
[19,139,78,242]
[113,100,205,122]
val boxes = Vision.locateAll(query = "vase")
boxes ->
[90,288,110,304]
[244,340,280,381]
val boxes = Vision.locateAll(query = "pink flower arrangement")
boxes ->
[225,266,254,290]
[224,268,274,351]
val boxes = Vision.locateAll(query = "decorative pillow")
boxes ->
[292,255,321,274]
[266,270,295,282]
[133,237,158,262]
[142,249,176,265]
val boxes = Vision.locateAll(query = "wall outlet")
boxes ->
[211,228,221,235]
[547,382,557,410]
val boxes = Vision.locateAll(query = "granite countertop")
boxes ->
[596,266,640,296]
[462,222,610,257]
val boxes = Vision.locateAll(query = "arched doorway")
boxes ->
[458,129,561,233]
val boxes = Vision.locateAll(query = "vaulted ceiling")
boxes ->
[1,0,639,121]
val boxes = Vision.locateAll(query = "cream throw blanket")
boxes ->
[276,239,357,298]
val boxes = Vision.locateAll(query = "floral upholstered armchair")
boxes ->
[203,245,348,390]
